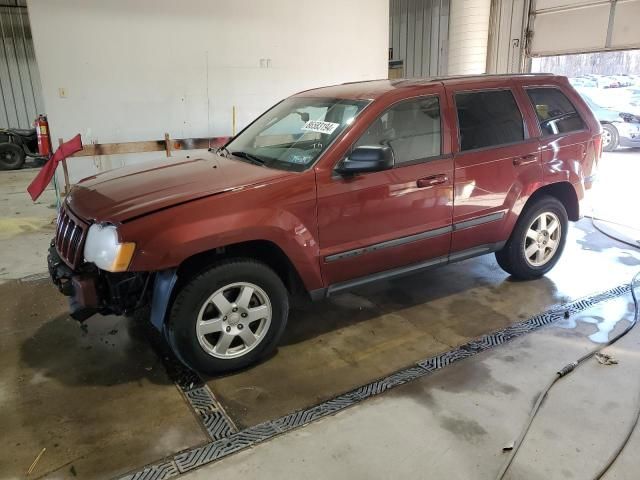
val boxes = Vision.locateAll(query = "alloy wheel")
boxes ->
[523,212,562,267]
[195,282,272,359]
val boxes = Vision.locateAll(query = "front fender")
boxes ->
[120,171,323,291]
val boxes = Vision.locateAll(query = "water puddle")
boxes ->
[555,295,631,343]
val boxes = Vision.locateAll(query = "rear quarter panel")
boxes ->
[517,77,599,211]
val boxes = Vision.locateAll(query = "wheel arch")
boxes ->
[524,182,580,222]
[149,239,307,331]
[175,239,307,295]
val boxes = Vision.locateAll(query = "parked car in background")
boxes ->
[49,74,601,374]
[569,77,597,88]
[577,87,640,151]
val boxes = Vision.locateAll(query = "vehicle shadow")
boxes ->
[281,256,560,347]
[19,311,173,387]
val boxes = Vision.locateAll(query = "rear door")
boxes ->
[447,81,542,256]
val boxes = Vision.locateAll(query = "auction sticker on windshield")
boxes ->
[301,120,340,135]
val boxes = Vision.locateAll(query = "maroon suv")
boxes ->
[49,74,601,374]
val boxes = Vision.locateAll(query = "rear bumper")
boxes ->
[48,241,151,321]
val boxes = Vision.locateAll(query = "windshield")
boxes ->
[225,97,370,172]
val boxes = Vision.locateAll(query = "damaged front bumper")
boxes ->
[47,241,151,321]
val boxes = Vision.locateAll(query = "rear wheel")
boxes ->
[167,259,289,375]
[495,196,568,280]
[0,143,25,170]
[602,124,619,152]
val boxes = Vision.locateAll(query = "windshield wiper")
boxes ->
[216,145,230,157]
[230,151,267,166]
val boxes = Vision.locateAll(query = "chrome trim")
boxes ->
[452,211,505,231]
[324,225,452,263]
[323,241,506,298]
[325,211,505,263]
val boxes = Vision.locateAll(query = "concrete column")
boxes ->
[447,0,492,75]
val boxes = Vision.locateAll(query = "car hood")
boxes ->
[68,153,293,223]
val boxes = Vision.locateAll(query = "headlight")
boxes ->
[83,224,136,272]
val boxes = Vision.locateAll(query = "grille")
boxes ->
[55,206,88,269]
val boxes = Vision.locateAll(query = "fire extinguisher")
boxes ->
[34,114,52,157]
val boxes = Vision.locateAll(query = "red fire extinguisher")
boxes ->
[34,114,52,157]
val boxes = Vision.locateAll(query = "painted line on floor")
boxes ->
[117,282,631,480]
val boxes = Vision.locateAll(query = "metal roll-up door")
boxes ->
[529,0,640,57]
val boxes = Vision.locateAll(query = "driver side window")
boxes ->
[354,96,441,165]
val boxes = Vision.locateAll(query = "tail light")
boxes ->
[592,134,603,170]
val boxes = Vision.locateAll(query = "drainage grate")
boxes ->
[119,460,179,480]
[139,318,237,441]
[121,282,631,478]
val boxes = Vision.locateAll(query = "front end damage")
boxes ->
[48,203,152,321]
[48,242,151,320]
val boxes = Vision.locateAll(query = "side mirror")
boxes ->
[335,145,394,175]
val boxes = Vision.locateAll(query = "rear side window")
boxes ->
[526,87,586,137]
[455,90,524,151]
[355,96,441,165]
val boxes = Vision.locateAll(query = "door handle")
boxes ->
[513,154,537,166]
[417,174,448,188]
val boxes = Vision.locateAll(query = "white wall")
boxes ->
[447,0,491,75]
[27,0,389,146]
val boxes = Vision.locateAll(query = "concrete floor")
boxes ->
[183,289,640,480]
[0,150,638,479]
[207,219,640,429]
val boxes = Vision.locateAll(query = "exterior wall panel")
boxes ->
[389,0,450,77]
[0,0,43,129]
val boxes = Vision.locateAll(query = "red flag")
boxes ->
[27,134,83,201]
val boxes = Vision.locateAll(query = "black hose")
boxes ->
[588,215,640,250]
[495,269,640,480]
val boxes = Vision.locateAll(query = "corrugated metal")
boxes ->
[0,0,43,129]
[389,0,450,77]
[486,0,529,73]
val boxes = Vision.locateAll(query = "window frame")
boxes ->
[345,94,446,170]
[452,87,530,155]
[523,85,588,140]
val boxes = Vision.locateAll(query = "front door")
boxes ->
[315,90,454,287]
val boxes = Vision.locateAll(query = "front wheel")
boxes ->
[495,196,568,280]
[167,259,289,375]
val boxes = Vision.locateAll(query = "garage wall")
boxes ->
[447,0,492,75]
[26,0,389,145]
[529,0,640,56]
[388,0,450,77]
[0,0,44,129]
[486,0,529,73]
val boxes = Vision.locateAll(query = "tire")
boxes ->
[0,143,25,170]
[495,196,568,280]
[167,259,289,375]
[602,124,619,152]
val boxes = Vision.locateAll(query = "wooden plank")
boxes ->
[59,137,70,194]
[73,140,167,157]
[71,136,229,157]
